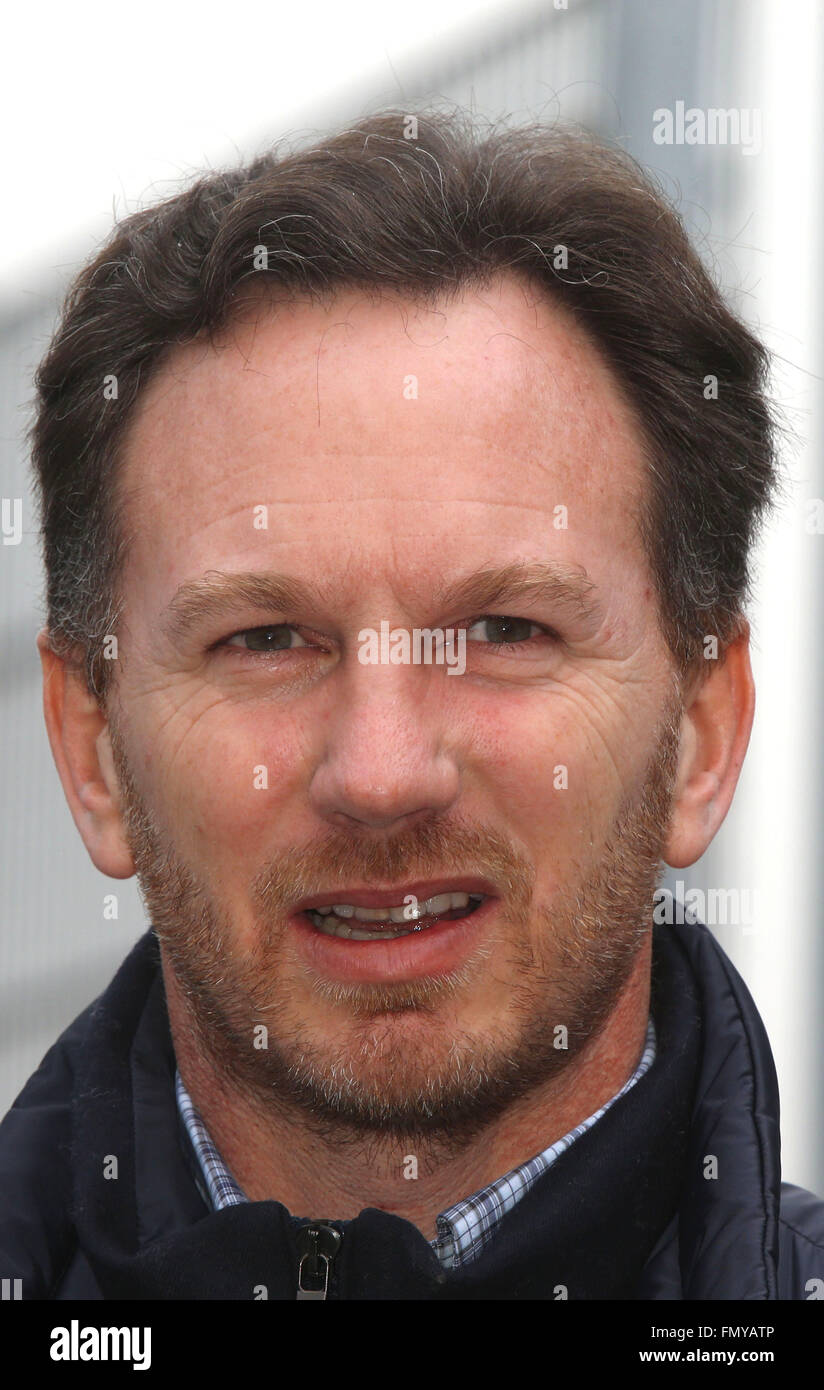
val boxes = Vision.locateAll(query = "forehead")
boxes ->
[117,273,650,607]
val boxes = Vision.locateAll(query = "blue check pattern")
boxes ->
[175,1015,656,1270]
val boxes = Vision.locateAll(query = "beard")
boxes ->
[108,690,682,1155]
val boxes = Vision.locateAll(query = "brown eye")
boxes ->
[225,625,309,652]
[466,617,542,644]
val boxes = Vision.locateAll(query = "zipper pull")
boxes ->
[295,1221,342,1300]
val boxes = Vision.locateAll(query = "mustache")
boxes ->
[249,814,536,918]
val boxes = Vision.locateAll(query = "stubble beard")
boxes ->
[108,692,682,1158]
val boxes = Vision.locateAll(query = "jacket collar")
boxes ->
[652,920,781,1298]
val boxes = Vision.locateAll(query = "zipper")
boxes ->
[295,1220,343,1300]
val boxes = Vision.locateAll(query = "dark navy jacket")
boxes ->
[1,918,823,1299]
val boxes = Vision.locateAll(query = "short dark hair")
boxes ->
[30,105,780,700]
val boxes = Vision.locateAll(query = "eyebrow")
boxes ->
[434,561,601,625]
[162,570,326,643]
[161,560,602,642]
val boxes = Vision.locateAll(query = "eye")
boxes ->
[224,624,311,653]
[465,616,551,647]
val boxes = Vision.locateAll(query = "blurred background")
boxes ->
[2,0,822,1195]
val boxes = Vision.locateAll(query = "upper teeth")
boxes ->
[312,891,482,924]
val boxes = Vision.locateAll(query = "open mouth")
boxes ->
[304,891,486,941]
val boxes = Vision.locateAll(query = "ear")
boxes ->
[37,627,136,878]
[664,627,755,868]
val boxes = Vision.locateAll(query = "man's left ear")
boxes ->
[664,627,755,868]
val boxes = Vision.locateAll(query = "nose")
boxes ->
[308,667,461,833]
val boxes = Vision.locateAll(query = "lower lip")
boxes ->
[290,898,498,983]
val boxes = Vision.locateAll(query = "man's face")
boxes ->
[107,273,682,1142]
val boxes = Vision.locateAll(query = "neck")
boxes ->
[163,942,651,1241]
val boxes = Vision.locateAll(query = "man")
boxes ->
[3,107,823,1300]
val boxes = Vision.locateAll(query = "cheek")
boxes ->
[461,691,633,866]
[139,700,313,869]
